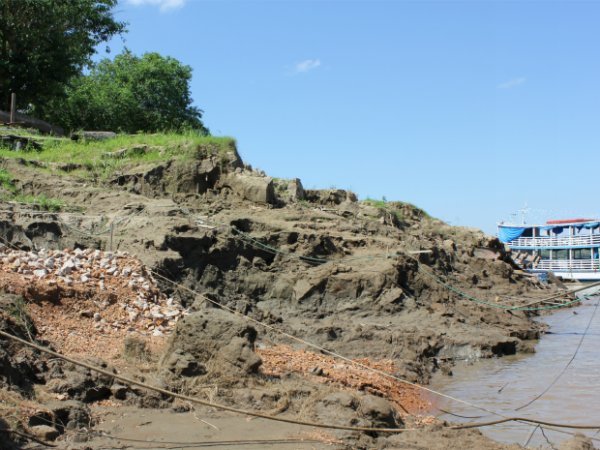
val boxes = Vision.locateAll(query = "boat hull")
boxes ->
[529,270,600,281]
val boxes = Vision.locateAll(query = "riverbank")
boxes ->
[0,132,584,449]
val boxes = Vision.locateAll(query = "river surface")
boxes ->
[432,294,600,448]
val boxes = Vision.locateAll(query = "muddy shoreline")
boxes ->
[0,144,590,449]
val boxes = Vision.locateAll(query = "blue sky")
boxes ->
[104,0,600,234]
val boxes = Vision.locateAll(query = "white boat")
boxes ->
[498,218,600,281]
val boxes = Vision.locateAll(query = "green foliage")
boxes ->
[46,50,208,134]
[0,0,125,112]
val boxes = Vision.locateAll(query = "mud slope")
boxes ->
[0,139,577,449]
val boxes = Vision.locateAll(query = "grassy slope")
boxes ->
[0,130,235,210]
[0,131,234,165]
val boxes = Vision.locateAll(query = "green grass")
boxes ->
[0,168,64,211]
[0,130,236,182]
[14,194,64,212]
[363,198,388,208]
[362,197,432,223]
[0,168,17,193]
[0,131,235,164]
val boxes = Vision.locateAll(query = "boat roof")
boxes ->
[498,219,600,243]
[498,218,600,229]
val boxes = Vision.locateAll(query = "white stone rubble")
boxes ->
[0,246,186,334]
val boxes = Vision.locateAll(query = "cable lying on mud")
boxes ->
[0,426,57,447]
[415,264,589,312]
[95,433,322,448]
[2,329,600,436]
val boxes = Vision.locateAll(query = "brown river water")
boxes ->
[431,292,600,448]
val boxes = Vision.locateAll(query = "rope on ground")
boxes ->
[416,264,587,312]
[231,226,327,265]
[454,416,600,431]
[540,426,559,450]
[57,205,150,238]
[95,433,322,448]
[523,424,540,447]
[4,210,600,443]
[2,330,600,435]
[515,300,600,411]
[0,426,57,447]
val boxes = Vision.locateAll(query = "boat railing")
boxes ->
[536,259,600,271]
[509,234,600,248]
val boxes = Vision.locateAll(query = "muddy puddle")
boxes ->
[432,294,600,448]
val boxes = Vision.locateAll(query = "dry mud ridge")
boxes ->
[0,144,590,450]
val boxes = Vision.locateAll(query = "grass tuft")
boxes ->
[0,168,17,193]
[0,168,64,211]
[14,194,64,212]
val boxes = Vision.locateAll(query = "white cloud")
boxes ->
[497,77,526,89]
[127,0,186,12]
[294,59,321,73]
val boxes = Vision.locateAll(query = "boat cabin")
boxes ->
[498,218,600,281]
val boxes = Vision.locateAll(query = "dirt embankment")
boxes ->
[0,144,585,450]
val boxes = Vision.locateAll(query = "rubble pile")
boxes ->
[258,345,431,416]
[0,246,186,336]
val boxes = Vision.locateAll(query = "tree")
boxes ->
[0,0,125,112]
[48,50,208,134]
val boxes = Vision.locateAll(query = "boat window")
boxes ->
[539,250,551,260]
[572,249,592,260]
[521,228,533,238]
[553,249,569,260]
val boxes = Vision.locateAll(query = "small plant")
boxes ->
[34,195,64,212]
[363,197,387,208]
[15,194,64,212]
[8,296,35,341]
[0,169,17,193]
[0,168,64,210]
[392,209,404,222]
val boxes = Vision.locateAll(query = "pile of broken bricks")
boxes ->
[0,246,186,336]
